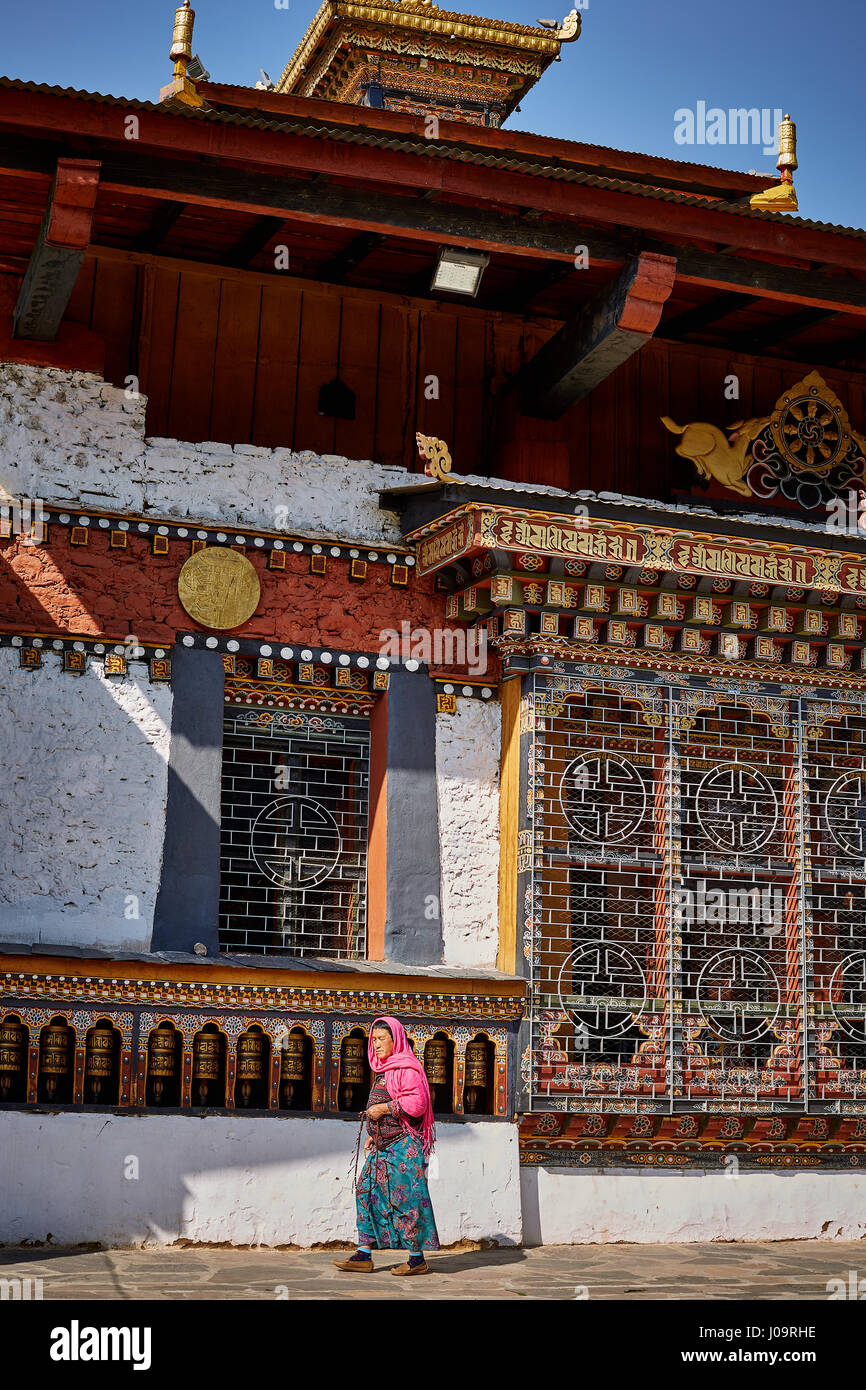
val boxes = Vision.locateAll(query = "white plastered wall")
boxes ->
[520,1165,866,1244]
[435,700,502,968]
[0,1111,521,1249]
[0,649,172,951]
[0,363,408,544]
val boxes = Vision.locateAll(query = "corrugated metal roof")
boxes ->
[2,76,865,241]
[386,471,866,543]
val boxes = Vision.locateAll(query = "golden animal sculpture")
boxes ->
[660,414,769,497]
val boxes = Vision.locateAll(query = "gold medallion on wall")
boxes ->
[177,546,261,630]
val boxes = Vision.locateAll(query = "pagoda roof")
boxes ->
[275,0,574,112]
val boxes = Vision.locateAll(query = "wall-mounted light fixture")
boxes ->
[430,246,490,297]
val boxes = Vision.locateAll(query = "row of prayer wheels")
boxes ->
[338,1032,492,1114]
[0,1016,313,1110]
[147,1022,312,1109]
[1,1016,119,1105]
[2,1016,493,1113]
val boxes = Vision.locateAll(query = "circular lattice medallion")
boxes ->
[829,953,866,1042]
[556,943,646,1039]
[824,771,866,856]
[695,764,778,854]
[252,796,342,888]
[697,949,780,1044]
[559,754,647,845]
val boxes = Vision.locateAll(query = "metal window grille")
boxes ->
[523,671,866,1113]
[218,709,369,959]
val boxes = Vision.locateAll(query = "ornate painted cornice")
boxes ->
[276,0,572,95]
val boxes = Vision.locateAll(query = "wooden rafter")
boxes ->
[227,215,286,268]
[499,261,575,313]
[13,157,100,341]
[133,199,185,254]
[733,306,840,354]
[660,292,761,340]
[317,231,385,282]
[517,251,677,418]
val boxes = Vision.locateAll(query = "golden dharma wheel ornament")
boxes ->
[177,545,261,631]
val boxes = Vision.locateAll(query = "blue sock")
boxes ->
[356,1246,371,1259]
[408,1251,424,1267]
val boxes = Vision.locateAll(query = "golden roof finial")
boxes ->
[750,112,798,212]
[776,113,798,176]
[160,1,206,110]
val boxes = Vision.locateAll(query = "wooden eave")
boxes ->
[1,82,865,368]
[195,80,778,201]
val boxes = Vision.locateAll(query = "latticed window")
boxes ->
[219,709,369,958]
[523,672,866,1113]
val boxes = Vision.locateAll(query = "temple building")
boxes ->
[2,0,866,1247]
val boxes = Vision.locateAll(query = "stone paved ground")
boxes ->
[1,1240,864,1300]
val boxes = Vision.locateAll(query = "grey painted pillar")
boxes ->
[384,669,444,966]
[151,646,225,954]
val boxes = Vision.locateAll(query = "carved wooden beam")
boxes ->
[518,251,677,418]
[13,157,100,341]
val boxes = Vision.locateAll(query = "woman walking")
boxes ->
[334,1015,440,1275]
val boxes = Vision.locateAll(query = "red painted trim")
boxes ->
[197,82,774,195]
[618,251,677,334]
[0,89,863,271]
[44,157,100,249]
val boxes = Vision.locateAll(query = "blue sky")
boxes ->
[4,0,864,229]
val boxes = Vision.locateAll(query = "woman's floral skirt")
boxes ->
[356,1133,440,1251]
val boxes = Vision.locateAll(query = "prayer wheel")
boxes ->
[464,1038,489,1114]
[192,1029,222,1106]
[85,1024,115,1103]
[39,1022,72,1102]
[424,1038,448,1112]
[0,1017,26,1102]
[339,1034,366,1110]
[236,1030,266,1107]
[280,1032,307,1108]
[147,1025,178,1105]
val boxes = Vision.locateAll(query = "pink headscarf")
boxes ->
[368,1016,436,1156]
